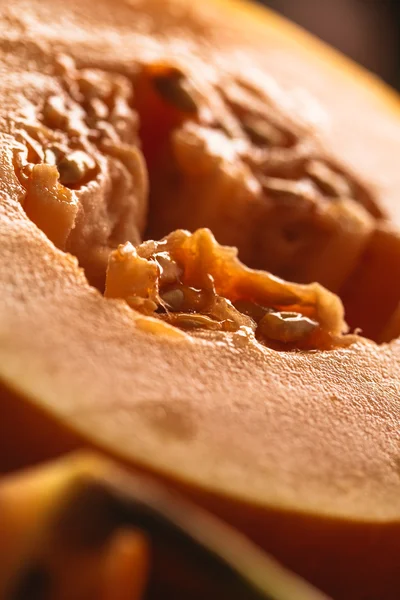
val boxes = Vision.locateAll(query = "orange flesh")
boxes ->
[7,17,397,344]
[2,0,400,599]
[134,61,393,341]
[339,225,400,340]
[104,228,354,351]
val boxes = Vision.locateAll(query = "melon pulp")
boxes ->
[1,1,400,599]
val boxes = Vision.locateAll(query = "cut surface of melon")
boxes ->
[1,1,400,599]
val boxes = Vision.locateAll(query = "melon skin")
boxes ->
[1,1,400,600]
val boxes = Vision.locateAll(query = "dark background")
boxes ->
[256,0,400,91]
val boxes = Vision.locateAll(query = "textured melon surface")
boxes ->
[1,1,400,599]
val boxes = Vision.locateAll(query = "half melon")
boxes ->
[1,1,400,599]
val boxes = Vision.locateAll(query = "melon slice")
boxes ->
[1,200,399,600]
[1,1,400,600]
[0,453,329,600]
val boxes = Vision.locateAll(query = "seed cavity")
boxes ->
[105,229,349,351]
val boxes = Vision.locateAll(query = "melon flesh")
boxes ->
[2,195,400,599]
[1,1,400,600]
[0,453,329,600]
[340,224,400,340]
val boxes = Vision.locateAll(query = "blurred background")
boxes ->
[256,0,400,90]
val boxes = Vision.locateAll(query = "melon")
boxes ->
[1,0,400,599]
[0,453,328,600]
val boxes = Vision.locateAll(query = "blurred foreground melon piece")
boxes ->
[0,453,329,600]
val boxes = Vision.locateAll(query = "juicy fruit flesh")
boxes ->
[11,54,354,351]
[11,52,400,344]
[13,54,148,291]
[105,228,352,351]
[2,1,400,599]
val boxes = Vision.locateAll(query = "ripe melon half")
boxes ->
[1,1,400,599]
